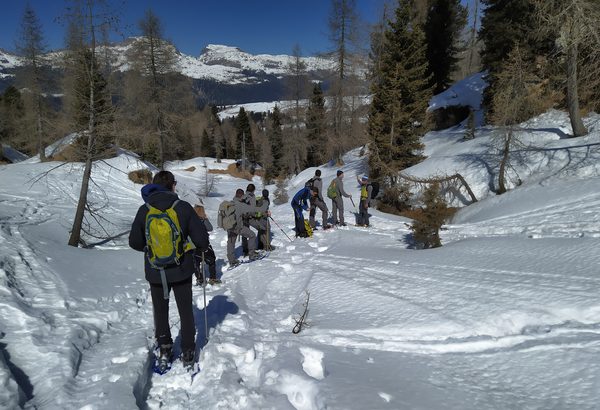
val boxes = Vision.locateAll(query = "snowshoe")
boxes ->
[152,345,174,375]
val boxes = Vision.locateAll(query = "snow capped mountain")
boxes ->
[0,38,341,103]
[0,39,334,87]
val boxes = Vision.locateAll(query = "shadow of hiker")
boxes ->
[193,295,239,353]
[0,338,34,407]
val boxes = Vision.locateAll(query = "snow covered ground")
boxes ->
[1,109,600,409]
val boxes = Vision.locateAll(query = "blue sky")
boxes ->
[1,0,472,57]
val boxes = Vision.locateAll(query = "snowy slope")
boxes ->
[2,109,600,409]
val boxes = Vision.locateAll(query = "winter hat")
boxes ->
[361,175,369,181]
[337,170,344,176]
[262,189,269,199]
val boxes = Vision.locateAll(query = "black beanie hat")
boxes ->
[337,170,343,176]
[262,189,269,198]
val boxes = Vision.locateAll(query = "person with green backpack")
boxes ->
[327,170,352,226]
[129,171,209,372]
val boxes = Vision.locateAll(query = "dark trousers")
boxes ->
[358,199,370,225]
[309,198,328,228]
[194,245,217,280]
[293,205,308,237]
[150,276,195,353]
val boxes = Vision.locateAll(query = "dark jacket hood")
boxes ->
[141,184,178,211]
[141,184,169,202]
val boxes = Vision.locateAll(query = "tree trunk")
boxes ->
[497,130,511,195]
[68,2,96,247]
[68,145,93,246]
[566,39,588,137]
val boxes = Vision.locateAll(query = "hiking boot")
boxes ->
[195,277,204,286]
[159,344,173,361]
[339,222,347,227]
[182,350,195,368]
[229,259,240,268]
[208,278,222,285]
[248,251,261,261]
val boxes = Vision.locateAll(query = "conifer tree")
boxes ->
[479,0,540,76]
[267,106,283,176]
[65,0,117,247]
[199,129,215,157]
[130,9,178,169]
[423,0,467,94]
[235,107,254,162]
[16,3,49,161]
[305,83,326,167]
[479,0,552,110]
[0,87,26,147]
[368,0,432,186]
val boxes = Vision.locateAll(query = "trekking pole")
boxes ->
[350,197,356,208]
[202,252,209,344]
[266,217,271,251]
[269,216,293,242]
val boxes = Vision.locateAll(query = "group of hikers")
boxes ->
[291,169,375,238]
[128,168,376,371]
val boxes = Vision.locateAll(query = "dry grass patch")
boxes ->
[128,169,153,184]
[209,163,254,181]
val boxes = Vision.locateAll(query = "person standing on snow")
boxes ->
[356,175,372,227]
[193,204,220,285]
[241,183,258,256]
[255,189,274,251]
[227,188,261,267]
[129,171,209,369]
[291,186,318,237]
[330,170,352,226]
[308,169,330,230]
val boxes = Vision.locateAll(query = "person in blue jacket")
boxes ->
[291,186,318,237]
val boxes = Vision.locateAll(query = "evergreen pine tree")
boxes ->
[479,0,552,110]
[16,3,49,160]
[368,0,432,186]
[235,107,254,162]
[267,106,283,177]
[200,129,215,157]
[411,182,448,249]
[0,87,26,147]
[305,83,326,167]
[424,0,467,94]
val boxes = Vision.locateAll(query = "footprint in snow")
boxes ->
[277,371,325,410]
[299,347,325,380]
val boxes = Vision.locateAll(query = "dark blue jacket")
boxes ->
[291,187,311,211]
[129,186,209,285]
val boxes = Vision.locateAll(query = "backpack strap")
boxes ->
[159,268,169,300]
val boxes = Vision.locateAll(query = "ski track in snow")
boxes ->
[2,120,600,408]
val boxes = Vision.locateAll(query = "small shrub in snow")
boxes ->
[273,178,289,205]
[410,183,450,249]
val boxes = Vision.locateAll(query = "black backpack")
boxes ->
[305,178,315,189]
[369,182,380,199]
